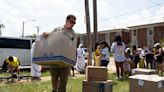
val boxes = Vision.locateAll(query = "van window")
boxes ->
[0,38,31,49]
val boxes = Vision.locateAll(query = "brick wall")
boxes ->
[154,25,164,43]
[110,32,117,46]
[98,33,105,43]
[137,28,147,47]
[122,31,130,45]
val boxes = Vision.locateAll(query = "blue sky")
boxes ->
[0,0,164,37]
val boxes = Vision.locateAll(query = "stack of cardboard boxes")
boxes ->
[130,68,164,92]
[129,74,164,92]
[83,66,113,92]
[132,68,158,75]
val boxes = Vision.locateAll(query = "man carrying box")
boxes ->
[42,14,76,92]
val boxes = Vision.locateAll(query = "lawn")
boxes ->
[0,71,129,92]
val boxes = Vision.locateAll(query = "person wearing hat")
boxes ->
[74,44,86,72]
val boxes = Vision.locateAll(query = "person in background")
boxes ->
[31,41,42,80]
[93,43,101,66]
[100,41,110,67]
[42,14,76,92]
[2,56,20,75]
[111,35,126,80]
[152,46,157,69]
[126,47,133,60]
[74,44,86,72]
[145,47,154,69]
[138,47,145,68]
[125,47,134,69]
[154,43,164,76]
[132,45,140,68]
[123,51,132,78]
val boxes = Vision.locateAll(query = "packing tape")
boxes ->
[158,82,164,88]
[138,80,144,86]
[132,70,135,74]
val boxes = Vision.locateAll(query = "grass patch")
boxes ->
[0,72,129,92]
[0,70,50,77]
[108,73,129,92]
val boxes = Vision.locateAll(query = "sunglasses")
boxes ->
[69,20,76,24]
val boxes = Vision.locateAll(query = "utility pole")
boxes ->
[22,21,25,37]
[0,20,5,36]
[22,19,35,37]
[85,0,92,65]
[93,0,98,50]
[34,26,40,36]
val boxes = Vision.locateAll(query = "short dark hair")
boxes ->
[100,41,110,52]
[66,14,76,20]
[8,56,13,61]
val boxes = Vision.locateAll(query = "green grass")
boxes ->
[0,72,129,92]
[0,70,50,77]
[108,73,129,92]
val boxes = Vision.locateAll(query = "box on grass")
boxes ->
[85,66,108,81]
[32,30,77,67]
[132,68,158,75]
[129,74,164,92]
[83,80,113,92]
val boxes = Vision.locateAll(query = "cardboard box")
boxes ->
[132,68,158,75]
[32,30,77,67]
[86,66,108,81]
[129,74,164,92]
[83,80,113,92]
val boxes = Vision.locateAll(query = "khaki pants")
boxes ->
[50,67,70,92]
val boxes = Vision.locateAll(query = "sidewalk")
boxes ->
[108,57,116,73]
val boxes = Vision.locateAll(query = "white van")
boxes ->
[0,36,34,67]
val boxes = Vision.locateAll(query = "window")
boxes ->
[149,40,153,46]
[0,38,31,49]
[134,40,137,45]
[149,30,153,35]
[133,30,136,36]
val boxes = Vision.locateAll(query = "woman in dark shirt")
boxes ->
[154,43,164,76]
[132,45,140,68]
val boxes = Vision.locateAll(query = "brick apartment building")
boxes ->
[77,22,164,49]
[77,28,130,49]
[128,22,164,48]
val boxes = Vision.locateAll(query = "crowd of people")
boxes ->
[131,43,164,75]
[75,35,164,80]
[74,41,110,73]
